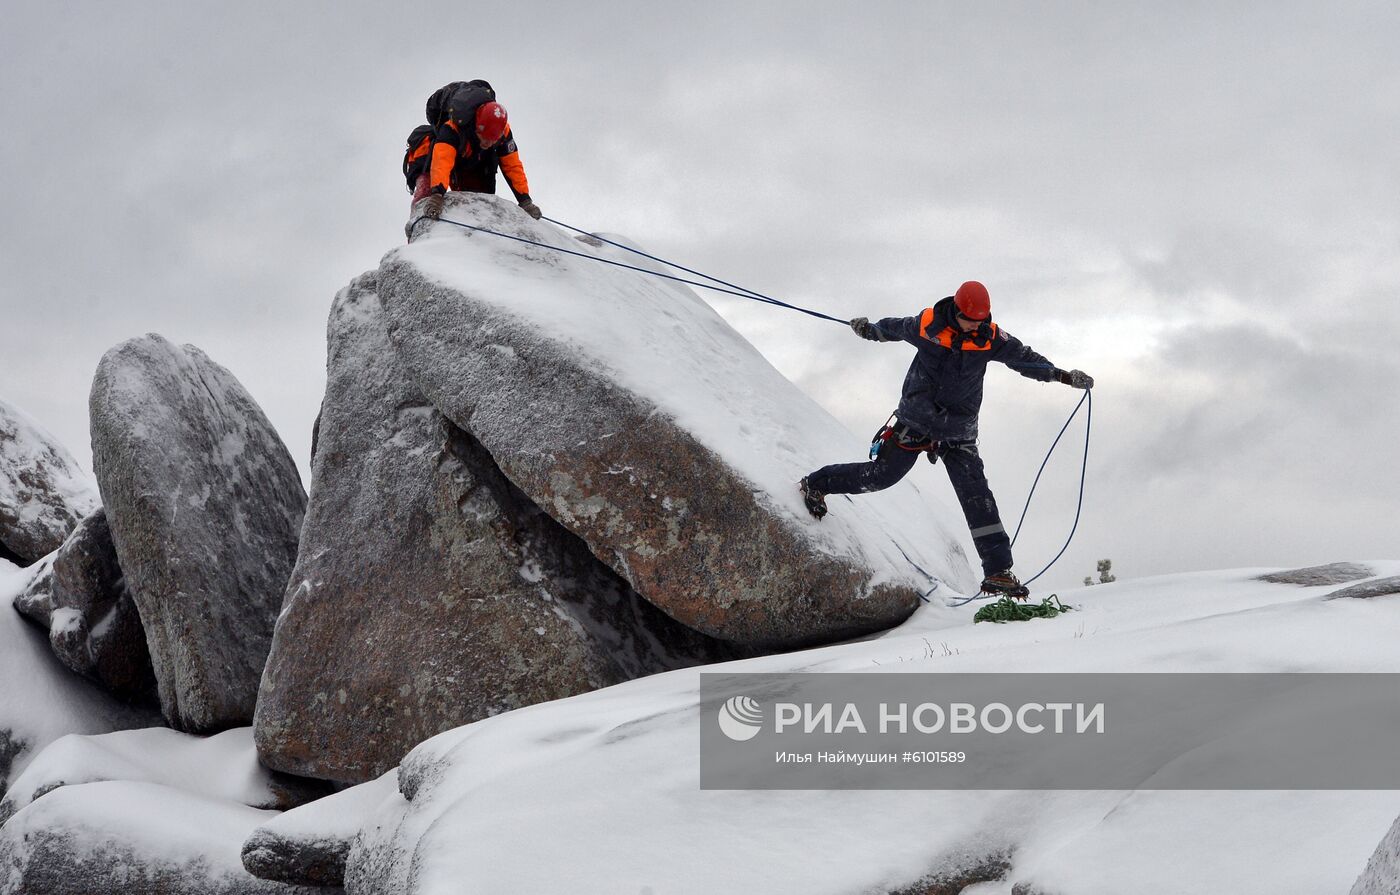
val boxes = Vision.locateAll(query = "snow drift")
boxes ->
[0,560,158,798]
[344,561,1400,895]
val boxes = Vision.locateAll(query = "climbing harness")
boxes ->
[869,413,896,460]
[426,211,1092,609]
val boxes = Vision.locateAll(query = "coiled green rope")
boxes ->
[973,594,1073,624]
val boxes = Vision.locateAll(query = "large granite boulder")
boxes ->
[13,508,156,703]
[0,398,99,566]
[89,335,306,733]
[256,275,743,784]
[383,193,975,647]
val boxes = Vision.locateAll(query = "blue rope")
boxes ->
[945,389,1092,607]
[893,542,942,604]
[425,212,1091,610]
[432,215,848,324]
[1011,390,1090,551]
[542,215,818,313]
[1019,388,1092,588]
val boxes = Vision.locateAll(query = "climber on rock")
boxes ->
[800,281,1093,599]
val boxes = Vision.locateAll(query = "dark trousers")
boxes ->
[806,440,1013,577]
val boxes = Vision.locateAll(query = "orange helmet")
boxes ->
[954,281,991,320]
[475,101,509,146]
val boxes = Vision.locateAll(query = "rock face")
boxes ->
[89,335,306,733]
[243,826,350,889]
[1325,576,1400,601]
[888,849,1013,895]
[1351,813,1400,895]
[13,509,156,703]
[256,275,743,784]
[0,398,99,566]
[382,193,973,647]
[242,773,398,888]
[1258,562,1374,586]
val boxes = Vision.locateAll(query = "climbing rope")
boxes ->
[1012,389,1093,584]
[973,594,1073,624]
[425,211,1092,609]
[945,390,1092,608]
[431,214,847,324]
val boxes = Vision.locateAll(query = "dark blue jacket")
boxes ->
[874,296,1057,441]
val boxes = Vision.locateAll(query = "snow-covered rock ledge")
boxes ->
[0,728,331,895]
[339,562,1400,895]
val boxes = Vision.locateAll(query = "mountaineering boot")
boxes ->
[980,570,1030,601]
[799,477,828,520]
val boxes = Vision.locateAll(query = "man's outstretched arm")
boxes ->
[850,315,916,342]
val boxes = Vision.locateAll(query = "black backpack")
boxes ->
[402,124,434,191]
[425,79,495,127]
[406,80,497,191]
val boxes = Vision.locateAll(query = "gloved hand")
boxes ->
[405,194,445,240]
[418,194,444,220]
[1056,369,1094,389]
[850,317,880,340]
[519,199,542,220]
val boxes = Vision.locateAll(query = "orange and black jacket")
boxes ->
[870,296,1057,441]
[405,119,531,203]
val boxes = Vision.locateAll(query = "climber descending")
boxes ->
[800,281,1094,600]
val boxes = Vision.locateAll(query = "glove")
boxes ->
[404,194,445,240]
[418,194,444,220]
[1056,369,1094,389]
[850,317,880,341]
[519,199,542,220]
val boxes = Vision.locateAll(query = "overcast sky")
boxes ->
[2,2,1396,593]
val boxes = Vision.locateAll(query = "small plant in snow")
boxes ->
[1083,558,1117,586]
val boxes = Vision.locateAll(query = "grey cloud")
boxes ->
[2,1,1396,593]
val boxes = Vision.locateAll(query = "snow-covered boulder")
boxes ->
[256,275,743,784]
[383,193,974,647]
[1257,561,1374,586]
[12,508,155,702]
[0,728,328,828]
[0,781,327,895]
[341,564,1400,895]
[89,335,307,732]
[0,398,99,566]
[1352,814,1400,895]
[1326,576,1400,601]
[1254,562,1400,601]
[1,560,158,799]
[242,772,397,888]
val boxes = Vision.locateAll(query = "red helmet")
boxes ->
[954,281,991,320]
[474,101,509,146]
